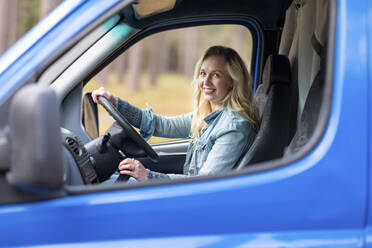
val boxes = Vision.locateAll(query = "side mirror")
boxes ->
[6,85,64,192]
[82,92,99,139]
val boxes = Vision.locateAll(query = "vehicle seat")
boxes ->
[279,0,329,153]
[235,54,291,168]
[254,81,267,118]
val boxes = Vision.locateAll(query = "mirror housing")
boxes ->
[82,92,99,139]
[6,85,64,193]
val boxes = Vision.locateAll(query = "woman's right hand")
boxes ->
[91,87,117,107]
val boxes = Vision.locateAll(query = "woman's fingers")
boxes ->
[91,87,116,106]
[118,158,148,181]
[119,162,133,171]
[118,158,133,169]
[91,87,104,103]
[119,168,134,177]
[118,159,135,176]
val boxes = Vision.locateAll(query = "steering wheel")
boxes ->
[97,96,159,163]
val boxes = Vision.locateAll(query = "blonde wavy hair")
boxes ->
[190,46,260,140]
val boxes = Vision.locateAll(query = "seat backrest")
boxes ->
[236,54,291,169]
[288,33,327,152]
[279,0,329,153]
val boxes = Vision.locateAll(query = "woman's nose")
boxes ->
[203,74,212,84]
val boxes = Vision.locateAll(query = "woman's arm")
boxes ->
[116,98,193,139]
[119,158,192,180]
[92,88,192,140]
[139,107,192,140]
[116,97,142,128]
[92,87,142,127]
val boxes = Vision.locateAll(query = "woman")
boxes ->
[92,46,260,181]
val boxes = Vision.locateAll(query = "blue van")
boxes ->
[0,0,370,247]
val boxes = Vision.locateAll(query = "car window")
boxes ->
[83,24,253,144]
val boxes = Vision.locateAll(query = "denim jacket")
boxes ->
[138,106,256,180]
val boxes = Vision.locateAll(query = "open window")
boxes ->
[83,24,253,144]
[1,0,335,201]
[54,19,258,185]
[42,0,333,188]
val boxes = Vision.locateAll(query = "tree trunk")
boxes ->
[148,33,169,86]
[127,42,144,91]
[0,0,18,56]
[178,27,198,78]
[40,0,60,18]
[112,53,128,84]
[96,66,110,84]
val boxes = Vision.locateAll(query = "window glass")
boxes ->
[83,24,252,143]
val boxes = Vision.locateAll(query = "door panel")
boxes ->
[139,140,189,174]
[140,154,185,174]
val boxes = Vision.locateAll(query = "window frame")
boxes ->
[86,18,260,145]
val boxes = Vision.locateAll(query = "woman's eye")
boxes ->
[213,73,220,78]
[200,72,206,77]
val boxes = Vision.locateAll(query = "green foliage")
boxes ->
[16,0,63,38]
[17,0,41,38]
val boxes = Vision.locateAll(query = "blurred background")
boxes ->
[0,0,62,56]
[0,0,253,142]
[84,25,253,142]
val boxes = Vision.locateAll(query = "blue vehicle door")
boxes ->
[0,0,370,247]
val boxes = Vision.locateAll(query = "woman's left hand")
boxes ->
[118,158,148,181]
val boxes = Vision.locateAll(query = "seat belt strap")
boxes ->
[286,5,301,144]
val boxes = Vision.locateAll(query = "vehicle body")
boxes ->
[0,0,371,247]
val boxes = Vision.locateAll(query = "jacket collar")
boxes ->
[203,108,225,125]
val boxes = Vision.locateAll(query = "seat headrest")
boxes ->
[262,54,291,94]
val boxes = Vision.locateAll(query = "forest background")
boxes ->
[0,0,252,142]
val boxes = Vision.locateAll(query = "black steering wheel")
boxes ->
[98,96,159,163]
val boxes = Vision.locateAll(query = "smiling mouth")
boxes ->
[203,88,215,95]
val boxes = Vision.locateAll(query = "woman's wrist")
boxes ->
[112,96,118,107]
[146,169,153,179]
[116,98,142,128]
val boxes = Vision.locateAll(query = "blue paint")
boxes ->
[0,0,370,247]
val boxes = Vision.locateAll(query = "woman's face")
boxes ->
[198,55,233,111]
